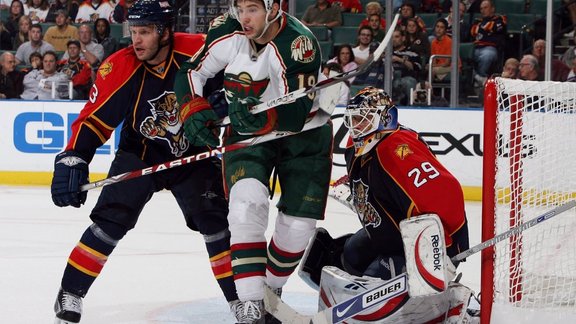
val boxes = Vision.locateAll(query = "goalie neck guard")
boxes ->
[344,86,399,156]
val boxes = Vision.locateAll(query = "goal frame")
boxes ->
[481,77,576,323]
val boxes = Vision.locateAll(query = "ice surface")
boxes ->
[0,186,481,323]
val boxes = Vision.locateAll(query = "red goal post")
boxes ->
[481,78,576,324]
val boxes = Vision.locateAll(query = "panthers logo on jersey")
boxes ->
[139,91,189,157]
[352,179,381,228]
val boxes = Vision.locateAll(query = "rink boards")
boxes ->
[0,100,484,200]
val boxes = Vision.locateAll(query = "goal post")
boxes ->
[481,78,576,324]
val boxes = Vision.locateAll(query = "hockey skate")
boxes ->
[230,299,265,324]
[54,288,82,324]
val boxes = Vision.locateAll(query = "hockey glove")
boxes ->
[51,151,89,208]
[228,97,277,135]
[179,97,219,147]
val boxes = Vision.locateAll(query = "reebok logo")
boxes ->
[431,234,442,271]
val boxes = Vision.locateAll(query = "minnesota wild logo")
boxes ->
[291,35,315,63]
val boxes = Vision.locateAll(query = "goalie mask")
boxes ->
[344,87,398,155]
[229,0,283,39]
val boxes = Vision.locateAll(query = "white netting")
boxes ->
[489,78,576,322]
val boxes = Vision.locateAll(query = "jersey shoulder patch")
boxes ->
[273,15,320,68]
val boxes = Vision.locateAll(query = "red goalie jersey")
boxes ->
[344,126,469,257]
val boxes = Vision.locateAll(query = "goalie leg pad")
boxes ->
[400,214,456,297]
[298,228,352,290]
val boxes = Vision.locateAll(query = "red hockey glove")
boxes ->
[228,97,277,135]
[179,97,219,147]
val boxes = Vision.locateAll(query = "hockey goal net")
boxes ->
[481,78,576,323]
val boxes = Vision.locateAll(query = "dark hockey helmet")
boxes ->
[128,0,175,34]
[344,87,398,155]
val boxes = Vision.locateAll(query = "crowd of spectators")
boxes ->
[0,0,123,100]
[2,0,576,103]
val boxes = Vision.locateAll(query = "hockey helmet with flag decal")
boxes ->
[128,0,175,34]
[344,86,398,155]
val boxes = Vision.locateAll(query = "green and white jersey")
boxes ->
[176,12,322,132]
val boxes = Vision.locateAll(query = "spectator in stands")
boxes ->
[531,39,570,81]
[62,23,104,79]
[368,13,385,42]
[12,15,31,49]
[566,57,576,82]
[4,0,25,41]
[328,0,363,13]
[75,0,114,24]
[430,18,460,82]
[500,57,519,79]
[46,0,80,23]
[0,0,10,10]
[15,23,55,65]
[0,21,12,50]
[353,26,376,65]
[0,51,24,98]
[44,10,80,51]
[94,18,118,60]
[445,0,470,42]
[21,50,70,99]
[23,51,43,72]
[391,29,421,105]
[470,0,506,87]
[405,17,430,69]
[518,54,541,81]
[112,0,135,23]
[24,0,50,24]
[327,44,358,82]
[301,0,342,28]
[359,2,385,30]
[322,61,349,105]
[399,3,427,34]
[58,39,92,99]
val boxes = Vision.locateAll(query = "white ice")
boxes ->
[0,186,481,323]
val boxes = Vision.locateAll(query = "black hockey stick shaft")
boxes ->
[451,200,576,262]
[217,12,401,126]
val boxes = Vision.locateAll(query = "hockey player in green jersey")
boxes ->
[174,0,332,322]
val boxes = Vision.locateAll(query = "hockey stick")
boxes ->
[451,199,576,262]
[264,273,408,324]
[79,80,342,192]
[216,12,401,126]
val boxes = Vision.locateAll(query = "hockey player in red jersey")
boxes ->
[174,0,332,323]
[297,86,472,323]
[303,86,469,284]
[339,86,469,279]
[50,1,237,323]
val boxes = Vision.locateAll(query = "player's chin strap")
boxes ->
[254,8,282,40]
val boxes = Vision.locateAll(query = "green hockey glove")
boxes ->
[179,97,220,147]
[228,97,277,135]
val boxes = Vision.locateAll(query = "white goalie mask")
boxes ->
[344,87,398,155]
[228,0,283,39]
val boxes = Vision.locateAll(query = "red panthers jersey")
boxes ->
[66,33,216,165]
[345,126,467,254]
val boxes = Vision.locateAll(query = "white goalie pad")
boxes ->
[318,266,472,323]
[400,214,456,297]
